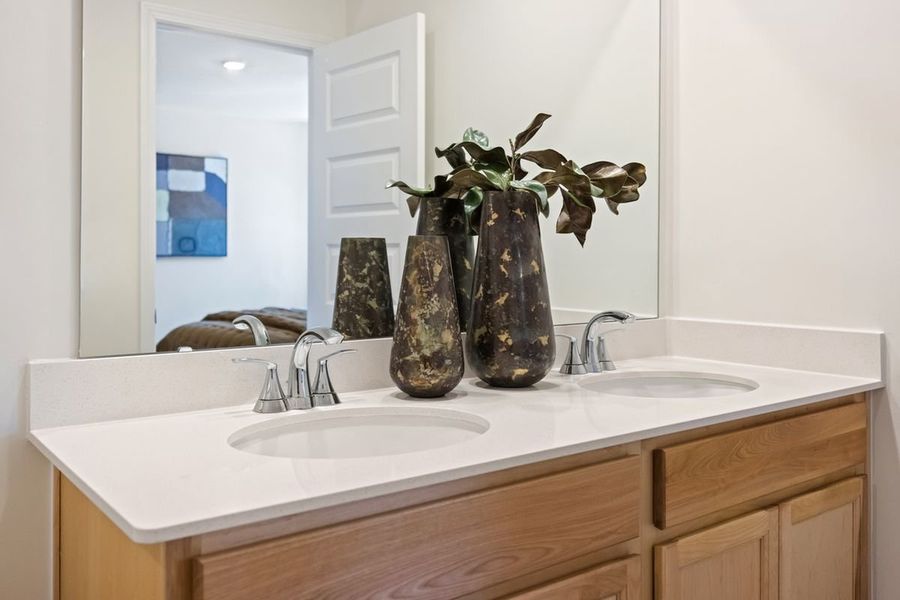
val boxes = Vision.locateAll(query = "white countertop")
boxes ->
[29,356,882,544]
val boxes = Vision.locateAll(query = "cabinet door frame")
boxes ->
[779,476,864,600]
[654,508,779,600]
[509,555,640,599]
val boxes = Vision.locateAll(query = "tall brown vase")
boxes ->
[331,237,395,339]
[416,198,474,332]
[390,235,464,398]
[466,190,555,387]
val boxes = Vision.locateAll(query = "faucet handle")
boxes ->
[311,349,357,407]
[233,315,271,346]
[232,358,288,413]
[555,334,587,375]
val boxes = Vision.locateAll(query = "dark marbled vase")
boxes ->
[332,237,395,339]
[390,235,464,397]
[416,198,474,332]
[466,190,555,387]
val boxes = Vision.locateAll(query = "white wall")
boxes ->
[155,109,308,342]
[81,0,347,356]
[0,1,81,598]
[666,0,900,594]
[345,0,661,320]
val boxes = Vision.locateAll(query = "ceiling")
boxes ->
[156,25,309,121]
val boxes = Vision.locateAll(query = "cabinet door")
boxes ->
[509,556,640,599]
[655,508,778,600]
[779,477,864,600]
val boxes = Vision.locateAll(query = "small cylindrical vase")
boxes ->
[466,190,555,387]
[390,235,464,397]
[416,197,474,332]
[332,237,395,339]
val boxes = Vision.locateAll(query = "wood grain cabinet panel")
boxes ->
[654,508,779,600]
[779,477,864,600]
[506,555,640,599]
[194,456,641,600]
[653,403,866,528]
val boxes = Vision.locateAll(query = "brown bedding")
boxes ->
[156,307,307,352]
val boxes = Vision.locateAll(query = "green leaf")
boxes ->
[462,127,490,149]
[463,187,484,235]
[480,168,510,190]
[510,180,549,217]
[520,149,567,170]
[513,113,552,151]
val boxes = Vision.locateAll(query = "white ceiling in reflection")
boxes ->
[156,25,309,121]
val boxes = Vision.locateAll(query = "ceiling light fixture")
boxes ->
[222,60,246,72]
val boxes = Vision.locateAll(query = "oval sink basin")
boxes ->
[579,371,758,398]
[229,407,489,459]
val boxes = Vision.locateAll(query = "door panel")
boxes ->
[308,13,424,328]
[655,508,778,600]
[779,477,864,600]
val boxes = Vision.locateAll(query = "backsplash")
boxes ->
[28,318,880,430]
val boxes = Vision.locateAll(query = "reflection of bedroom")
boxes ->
[154,26,309,350]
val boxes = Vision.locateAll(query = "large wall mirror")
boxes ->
[80,0,660,358]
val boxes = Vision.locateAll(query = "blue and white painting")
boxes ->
[156,153,228,257]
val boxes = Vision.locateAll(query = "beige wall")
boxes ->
[80,0,347,357]
[0,1,81,597]
[346,0,661,320]
[665,0,900,594]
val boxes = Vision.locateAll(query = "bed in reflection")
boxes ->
[156,307,307,352]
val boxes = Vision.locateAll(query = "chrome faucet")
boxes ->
[582,311,635,372]
[233,315,271,346]
[287,327,345,410]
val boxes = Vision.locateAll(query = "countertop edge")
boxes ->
[33,378,883,545]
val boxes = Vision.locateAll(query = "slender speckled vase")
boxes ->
[390,236,464,397]
[416,198,474,332]
[466,190,555,387]
[332,237,395,339]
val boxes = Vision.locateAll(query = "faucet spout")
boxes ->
[581,311,635,373]
[286,327,345,409]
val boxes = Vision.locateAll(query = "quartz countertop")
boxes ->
[29,356,882,544]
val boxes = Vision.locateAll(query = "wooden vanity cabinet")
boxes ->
[57,394,869,600]
[650,396,868,600]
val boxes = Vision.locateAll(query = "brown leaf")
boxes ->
[556,189,594,246]
[513,113,552,151]
[622,162,647,186]
[449,168,498,190]
[520,149,567,170]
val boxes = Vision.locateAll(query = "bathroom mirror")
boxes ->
[80,0,660,357]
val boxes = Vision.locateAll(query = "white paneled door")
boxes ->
[307,13,425,328]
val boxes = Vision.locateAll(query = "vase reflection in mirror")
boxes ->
[331,237,395,340]
[390,235,464,398]
[415,198,474,332]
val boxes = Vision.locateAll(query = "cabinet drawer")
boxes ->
[507,555,640,599]
[194,455,641,600]
[653,402,866,528]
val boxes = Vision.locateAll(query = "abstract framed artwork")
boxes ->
[156,153,228,257]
